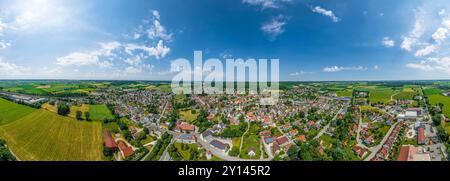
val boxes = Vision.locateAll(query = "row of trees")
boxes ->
[144,132,172,161]
[0,139,17,161]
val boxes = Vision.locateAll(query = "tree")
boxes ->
[76,111,83,120]
[85,112,91,121]
[57,103,70,116]
[228,147,240,157]
[103,147,114,157]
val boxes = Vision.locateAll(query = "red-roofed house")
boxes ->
[176,122,195,133]
[296,135,306,142]
[103,130,117,150]
[118,140,134,158]
[260,130,271,136]
[276,136,289,146]
[352,145,366,158]
[418,127,425,145]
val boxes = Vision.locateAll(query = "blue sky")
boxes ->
[0,0,450,81]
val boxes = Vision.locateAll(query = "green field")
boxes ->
[0,98,35,125]
[0,109,104,161]
[393,87,421,100]
[336,89,353,97]
[1,82,94,96]
[369,89,396,104]
[89,105,115,121]
[424,87,442,96]
[428,94,450,117]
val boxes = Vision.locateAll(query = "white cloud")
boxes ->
[323,66,367,73]
[311,6,340,22]
[242,0,292,9]
[0,41,11,50]
[401,9,426,51]
[406,57,450,73]
[152,10,160,20]
[382,37,395,47]
[432,27,449,42]
[415,44,438,57]
[261,15,288,40]
[374,65,379,70]
[56,41,120,68]
[132,11,173,42]
[125,40,170,59]
[56,52,99,67]
[289,71,314,76]
[124,66,142,75]
[439,9,446,16]
[146,19,173,41]
[0,59,29,75]
[124,56,142,66]
[9,0,74,30]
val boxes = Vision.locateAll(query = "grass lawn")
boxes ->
[140,135,156,145]
[179,109,199,122]
[232,137,241,150]
[0,109,104,161]
[428,94,450,117]
[89,104,115,121]
[103,122,121,133]
[0,98,35,125]
[174,142,199,160]
[239,134,261,159]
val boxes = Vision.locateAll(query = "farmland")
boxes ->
[0,109,103,161]
[424,87,442,96]
[0,98,35,125]
[89,105,115,121]
[428,94,450,117]
[369,89,396,104]
[68,104,90,120]
[393,87,421,100]
[0,82,95,96]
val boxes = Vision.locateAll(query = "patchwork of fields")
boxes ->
[0,98,35,125]
[0,99,104,161]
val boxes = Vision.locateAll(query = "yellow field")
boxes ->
[42,103,58,113]
[68,104,90,119]
[0,109,104,161]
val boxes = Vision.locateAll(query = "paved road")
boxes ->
[195,133,273,161]
[356,107,369,150]
[314,104,347,140]
[159,137,174,161]
[364,121,400,161]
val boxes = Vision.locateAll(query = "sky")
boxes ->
[1,0,450,81]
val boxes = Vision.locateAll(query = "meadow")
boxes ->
[89,105,115,121]
[393,87,422,100]
[424,87,442,96]
[369,89,397,104]
[0,98,35,125]
[0,109,104,161]
[428,94,450,117]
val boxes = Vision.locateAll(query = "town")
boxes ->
[0,80,449,161]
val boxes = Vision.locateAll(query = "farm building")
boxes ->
[103,130,117,150]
